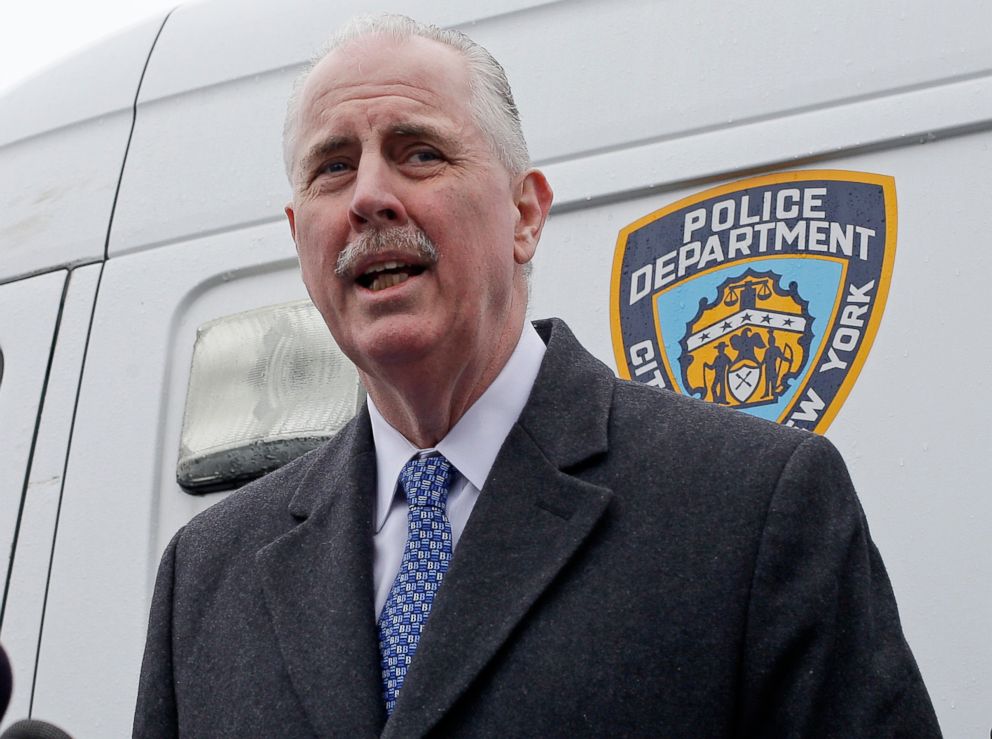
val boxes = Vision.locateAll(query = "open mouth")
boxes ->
[356,260,427,292]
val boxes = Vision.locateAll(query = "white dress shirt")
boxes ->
[367,322,547,617]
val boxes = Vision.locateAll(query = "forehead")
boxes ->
[298,35,475,135]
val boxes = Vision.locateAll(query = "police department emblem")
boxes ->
[610,170,896,432]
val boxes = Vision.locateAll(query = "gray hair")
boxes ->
[282,13,531,185]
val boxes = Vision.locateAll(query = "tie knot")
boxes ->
[399,454,454,509]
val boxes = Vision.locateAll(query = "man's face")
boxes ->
[286,36,536,381]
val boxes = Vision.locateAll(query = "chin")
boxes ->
[348,316,451,370]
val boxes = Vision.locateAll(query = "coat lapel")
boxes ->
[384,319,617,738]
[255,411,387,737]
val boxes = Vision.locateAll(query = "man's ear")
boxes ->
[285,203,298,247]
[513,169,554,265]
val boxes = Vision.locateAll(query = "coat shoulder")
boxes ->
[611,376,816,458]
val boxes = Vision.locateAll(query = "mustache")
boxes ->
[334,226,439,278]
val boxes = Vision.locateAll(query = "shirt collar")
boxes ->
[368,321,547,532]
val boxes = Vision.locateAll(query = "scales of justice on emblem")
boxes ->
[678,269,814,409]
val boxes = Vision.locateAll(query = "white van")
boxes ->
[1,0,989,735]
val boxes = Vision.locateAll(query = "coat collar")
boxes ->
[285,403,375,519]
[519,318,614,468]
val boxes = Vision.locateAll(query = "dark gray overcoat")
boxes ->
[134,319,940,737]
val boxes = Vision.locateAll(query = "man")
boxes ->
[135,14,940,737]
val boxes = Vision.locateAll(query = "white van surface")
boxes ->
[1,0,990,735]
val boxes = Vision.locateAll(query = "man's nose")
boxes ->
[348,159,408,231]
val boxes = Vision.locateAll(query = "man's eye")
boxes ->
[319,161,350,175]
[408,149,442,164]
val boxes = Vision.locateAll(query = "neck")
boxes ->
[361,318,525,448]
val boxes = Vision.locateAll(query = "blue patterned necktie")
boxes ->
[378,454,455,715]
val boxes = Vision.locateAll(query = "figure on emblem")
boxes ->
[761,330,790,399]
[704,342,732,403]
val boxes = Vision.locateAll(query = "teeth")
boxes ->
[370,272,410,292]
[365,260,406,275]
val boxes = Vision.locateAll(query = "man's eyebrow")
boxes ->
[300,136,353,173]
[390,123,454,145]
